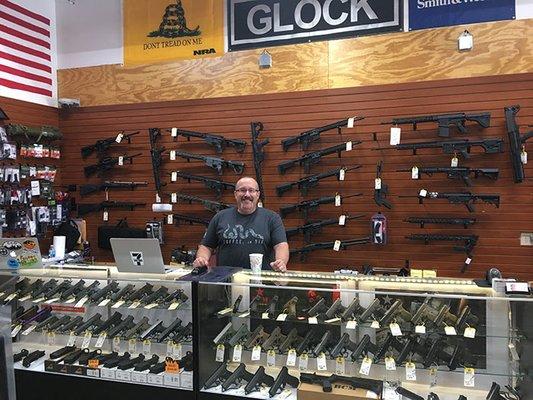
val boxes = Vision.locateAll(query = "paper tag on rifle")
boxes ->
[267,350,276,367]
[347,117,355,128]
[415,325,426,334]
[251,345,262,361]
[308,317,318,325]
[170,127,178,138]
[168,301,181,310]
[67,332,77,347]
[345,141,353,151]
[429,366,438,387]
[521,150,527,164]
[32,296,45,304]
[262,312,270,320]
[170,150,176,161]
[333,240,341,251]
[4,293,17,302]
[419,189,428,197]
[129,338,137,353]
[359,357,372,376]
[405,362,417,381]
[166,214,174,225]
[102,211,109,222]
[374,178,382,190]
[64,297,76,304]
[317,353,327,371]
[339,169,345,181]
[118,156,124,166]
[298,353,309,371]
[75,296,89,308]
[451,156,459,167]
[19,295,31,302]
[11,324,22,337]
[112,300,125,309]
[464,327,476,339]
[95,332,107,348]
[390,323,402,336]
[464,368,475,387]
[385,356,396,371]
[286,349,297,367]
[338,215,346,226]
[21,324,37,336]
[324,317,340,324]
[166,340,174,356]
[276,313,288,321]
[171,193,177,204]
[98,298,111,307]
[142,339,151,354]
[382,387,401,400]
[232,344,243,362]
[411,166,419,179]
[390,127,401,145]
[155,193,161,203]
[48,332,56,346]
[371,320,380,329]
[116,133,124,143]
[335,194,341,206]
[82,331,92,349]
[171,171,177,182]
[465,257,472,265]
[346,320,357,330]
[113,337,121,352]
[215,344,225,362]
[445,326,457,336]
[173,343,182,359]
[335,356,345,375]
[145,302,158,310]
[129,300,141,309]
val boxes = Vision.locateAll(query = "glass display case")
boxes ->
[197,270,531,400]
[0,265,194,391]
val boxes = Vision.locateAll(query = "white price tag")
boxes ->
[217,307,232,315]
[521,150,528,164]
[143,339,151,354]
[82,331,92,349]
[335,194,341,206]
[333,240,341,251]
[129,339,137,353]
[166,340,174,356]
[87,368,100,378]
[429,366,438,387]
[155,193,161,203]
[101,368,116,380]
[116,133,124,143]
[385,356,396,371]
[335,357,345,375]
[170,150,176,161]
[419,189,428,197]
[347,117,355,128]
[67,332,77,347]
[374,178,382,190]
[359,357,372,376]
[308,317,318,325]
[171,172,177,182]
[464,368,475,387]
[276,313,288,322]
[286,349,297,367]
[113,337,121,352]
[451,156,459,167]
[112,300,125,309]
[338,215,346,226]
[5,294,17,302]
[168,301,181,310]
[262,312,270,320]
[32,297,45,304]
[405,362,417,381]
[346,320,357,330]
[339,169,345,181]
[11,324,22,337]
[145,303,158,310]
[465,257,472,265]
[95,332,107,348]
[390,323,402,336]
[415,325,426,334]
[345,141,353,151]
[132,371,147,383]
[298,353,309,371]
[98,299,111,307]
[129,300,141,309]
[215,344,225,362]
[167,214,174,225]
[383,387,401,400]
[267,350,276,367]
[21,324,37,336]
[19,295,31,302]
[103,211,109,222]
[324,317,340,324]
[163,373,180,387]
[251,346,262,361]
[371,320,380,329]
[445,326,457,336]
[171,128,178,138]
[390,126,401,145]
[411,166,419,179]
[317,353,327,371]
[147,373,164,385]
[75,296,89,308]
[232,344,243,362]
[118,156,124,166]
[464,327,476,338]
[64,297,76,304]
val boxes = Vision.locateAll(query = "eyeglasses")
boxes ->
[235,188,259,194]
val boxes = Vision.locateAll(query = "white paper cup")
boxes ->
[249,253,263,274]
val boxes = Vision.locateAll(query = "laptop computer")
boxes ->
[110,238,165,274]
[0,237,42,270]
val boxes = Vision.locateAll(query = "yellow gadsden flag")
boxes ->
[123,0,224,65]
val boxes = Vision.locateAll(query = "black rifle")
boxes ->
[374,160,392,209]
[383,112,491,138]
[330,333,358,358]
[81,131,140,158]
[279,192,362,220]
[203,363,232,389]
[169,128,246,153]
[299,373,382,396]
[89,281,120,303]
[174,193,230,213]
[83,153,142,177]
[269,367,299,397]
[221,363,254,392]
[276,166,361,196]
[290,237,370,261]
[404,216,476,229]
[149,128,166,196]
[286,214,365,242]
[92,311,123,335]
[505,105,533,183]
[107,315,135,339]
[397,166,499,187]
[396,387,425,400]
[375,138,504,158]
[251,121,269,205]
[77,201,146,216]
[278,142,361,174]
[282,117,364,151]
[399,191,500,213]
[171,214,210,227]
[244,366,275,395]
[172,150,245,175]
[171,171,235,199]
[80,181,148,196]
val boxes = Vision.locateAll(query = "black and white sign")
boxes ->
[227,0,403,51]
[130,251,144,266]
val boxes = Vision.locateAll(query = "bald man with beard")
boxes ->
[193,177,289,272]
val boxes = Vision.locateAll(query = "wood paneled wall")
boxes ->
[59,74,533,279]
[57,19,533,107]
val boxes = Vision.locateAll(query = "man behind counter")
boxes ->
[192,177,289,272]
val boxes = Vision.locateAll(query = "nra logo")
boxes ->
[193,48,216,55]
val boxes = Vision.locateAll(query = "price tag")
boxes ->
[445,326,457,336]
[113,337,121,352]
[129,301,141,309]
[166,340,174,356]
[112,300,125,309]
[251,345,262,361]
[464,368,475,387]
[464,327,476,338]
[390,126,401,145]
[103,211,109,222]
[170,150,176,161]
[333,240,341,251]
[298,353,309,371]
[324,317,340,324]
[385,356,396,371]
[335,194,341,206]
[217,307,232,315]
[335,356,345,375]
[147,373,164,385]
[164,215,173,226]
[383,387,401,400]
[5,293,17,302]
[19,295,32,302]
[345,141,353,151]
[405,362,417,381]
[415,325,426,334]
[129,338,137,353]
[155,193,161,203]
[82,331,92,349]
[116,133,124,143]
[390,322,403,336]
[465,257,472,265]
[132,371,147,383]
[95,332,107,348]
[11,324,22,337]
[339,169,345,181]
[171,172,177,182]
[317,353,327,371]
[101,368,116,380]
[32,297,45,303]
[88,359,99,368]
[67,331,77,346]
[169,342,179,358]
[451,156,459,167]
[346,320,357,330]
[145,303,158,310]
[118,156,124,166]
[98,299,111,307]
[262,312,270,320]
[163,373,180,387]
[429,366,438,387]
[338,215,346,226]
[267,350,276,367]
[286,349,297,367]
[143,339,151,354]
[75,296,89,308]
[232,344,243,362]
[276,313,288,322]
[347,117,355,128]
[411,166,419,179]
[64,297,76,304]
[21,324,37,336]
[215,344,225,362]
[374,178,382,190]
[171,127,178,137]
[168,301,181,310]
[359,357,372,376]
[521,150,527,164]
[308,317,318,325]
[371,320,380,329]
[419,189,428,197]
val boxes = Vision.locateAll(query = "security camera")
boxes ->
[58,98,80,108]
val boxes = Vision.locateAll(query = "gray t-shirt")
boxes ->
[201,207,287,270]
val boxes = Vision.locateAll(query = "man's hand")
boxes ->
[270,259,287,272]
[193,256,209,268]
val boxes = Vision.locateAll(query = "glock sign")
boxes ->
[130,252,144,267]
[228,0,402,51]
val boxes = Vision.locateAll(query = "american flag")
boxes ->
[0,0,54,100]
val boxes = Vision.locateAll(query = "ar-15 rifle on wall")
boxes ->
[170,150,245,175]
[281,117,364,151]
[173,193,229,213]
[374,138,504,158]
[404,216,476,229]
[505,105,533,183]
[382,112,491,138]
[374,160,392,209]
[77,201,146,216]
[83,153,142,177]
[290,237,370,261]
[149,128,166,197]
[80,181,148,196]
[170,171,235,199]
[169,214,211,226]
[399,191,500,213]
[286,214,365,242]
[396,166,499,187]
[168,128,246,153]
[251,122,269,206]
[81,131,140,158]
[279,192,362,220]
